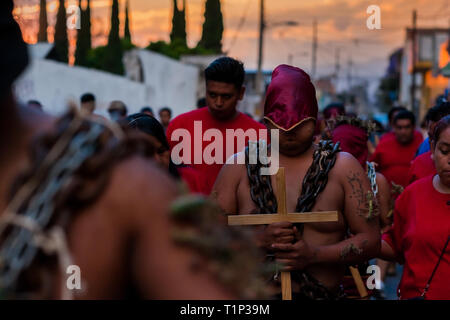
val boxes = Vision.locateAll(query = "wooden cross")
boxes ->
[228,168,339,300]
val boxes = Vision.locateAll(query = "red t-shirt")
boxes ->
[369,133,423,187]
[383,176,450,300]
[178,166,210,195]
[408,151,436,185]
[166,108,267,194]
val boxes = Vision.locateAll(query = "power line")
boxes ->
[226,0,252,52]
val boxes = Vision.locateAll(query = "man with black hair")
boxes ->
[370,110,423,187]
[323,103,346,121]
[159,107,172,132]
[80,93,96,114]
[380,106,422,144]
[166,57,266,194]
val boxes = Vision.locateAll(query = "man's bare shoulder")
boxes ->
[97,156,178,227]
[375,172,390,189]
[218,152,247,180]
[212,152,247,206]
[332,151,367,181]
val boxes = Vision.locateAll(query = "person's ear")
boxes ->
[238,86,246,101]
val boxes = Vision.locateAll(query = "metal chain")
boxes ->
[296,141,341,213]
[246,140,340,282]
[366,162,378,196]
[245,141,277,214]
[0,122,104,290]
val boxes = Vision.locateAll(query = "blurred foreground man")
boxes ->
[0,1,267,300]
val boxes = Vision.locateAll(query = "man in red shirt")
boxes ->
[166,57,266,194]
[380,106,422,143]
[370,110,423,188]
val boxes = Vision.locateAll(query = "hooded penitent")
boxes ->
[332,124,368,167]
[264,65,318,131]
[0,0,29,100]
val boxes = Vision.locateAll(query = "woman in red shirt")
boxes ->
[380,115,450,299]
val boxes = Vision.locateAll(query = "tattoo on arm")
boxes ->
[347,172,379,222]
[340,243,363,260]
[347,171,365,216]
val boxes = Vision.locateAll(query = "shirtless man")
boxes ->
[213,65,381,299]
[0,1,234,299]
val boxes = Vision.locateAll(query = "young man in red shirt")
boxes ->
[166,57,266,194]
[370,110,423,188]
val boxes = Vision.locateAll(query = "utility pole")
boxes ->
[347,54,353,106]
[312,18,318,79]
[347,55,353,90]
[334,47,340,79]
[256,0,265,95]
[411,9,417,116]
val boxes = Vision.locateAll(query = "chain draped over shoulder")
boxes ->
[0,108,155,299]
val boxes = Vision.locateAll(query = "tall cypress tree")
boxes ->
[75,0,92,66]
[53,0,68,63]
[198,0,223,53]
[38,0,48,42]
[104,0,123,74]
[170,0,187,46]
[86,0,91,51]
[124,0,131,42]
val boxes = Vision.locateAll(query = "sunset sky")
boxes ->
[12,0,450,88]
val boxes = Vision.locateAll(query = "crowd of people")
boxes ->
[0,0,449,300]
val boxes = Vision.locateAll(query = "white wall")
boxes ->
[126,49,200,116]
[14,46,201,118]
[14,59,151,117]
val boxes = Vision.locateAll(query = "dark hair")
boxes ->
[127,113,179,178]
[159,107,172,116]
[393,110,415,126]
[431,115,450,147]
[204,57,245,89]
[426,102,450,123]
[128,113,169,149]
[141,106,154,114]
[197,97,206,109]
[27,100,42,107]
[388,106,407,123]
[323,103,345,120]
[108,101,127,116]
[80,93,95,103]
[371,119,385,133]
